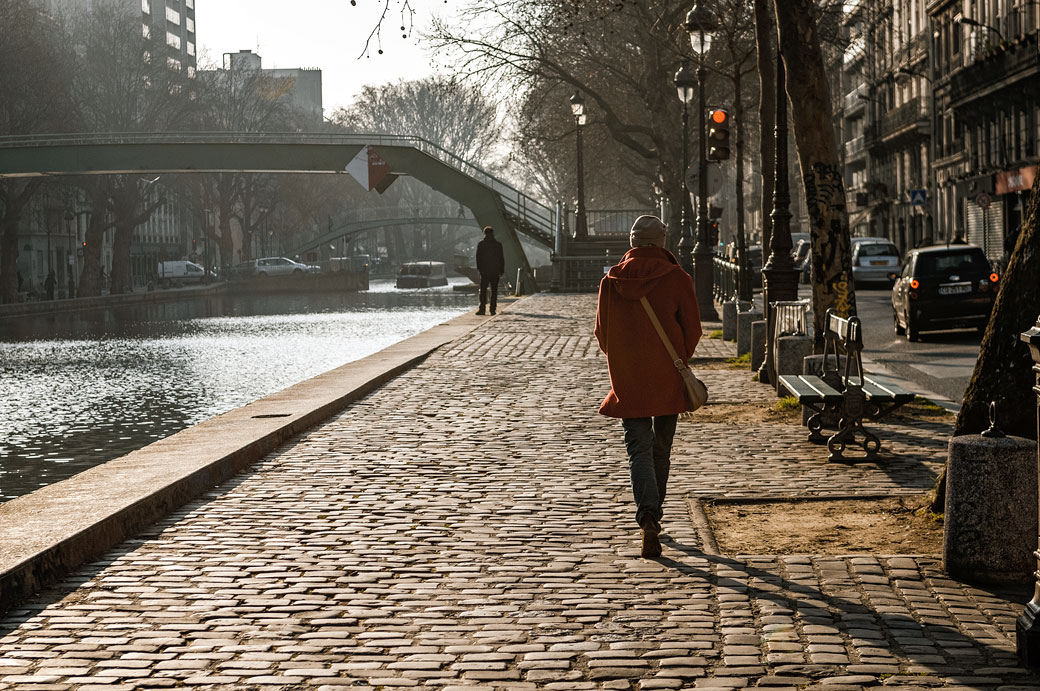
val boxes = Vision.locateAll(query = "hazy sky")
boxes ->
[194,1,457,115]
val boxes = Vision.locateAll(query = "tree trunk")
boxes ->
[955,169,1040,439]
[77,211,107,298]
[773,0,856,345]
[930,163,1040,512]
[754,0,775,268]
[0,180,40,303]
[109,223,135,293]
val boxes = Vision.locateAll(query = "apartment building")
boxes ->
[841,0,1039,268]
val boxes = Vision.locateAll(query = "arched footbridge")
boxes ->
[0,133,557,284]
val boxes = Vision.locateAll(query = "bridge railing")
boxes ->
[0,131,558,241]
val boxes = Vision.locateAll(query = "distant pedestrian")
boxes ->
[44,270,56,300]
[594,215,702,558]
[475,226,504,316]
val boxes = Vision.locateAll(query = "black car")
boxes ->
[891,244,999,341]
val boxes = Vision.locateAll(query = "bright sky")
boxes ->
[194,1,457,115]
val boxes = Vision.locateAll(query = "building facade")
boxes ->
[841,0,1039,268]
[929,0,1039,267]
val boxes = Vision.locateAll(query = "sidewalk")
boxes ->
[0,293,1036,690]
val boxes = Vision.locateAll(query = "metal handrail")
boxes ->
[0,131,558,240]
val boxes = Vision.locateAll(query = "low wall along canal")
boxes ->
[0,278,473,502]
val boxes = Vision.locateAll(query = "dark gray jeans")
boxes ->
[621,415,678,528]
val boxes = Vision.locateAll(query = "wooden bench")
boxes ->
[778,309,915,461]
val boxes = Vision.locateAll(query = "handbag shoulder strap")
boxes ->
[639,296,684,368]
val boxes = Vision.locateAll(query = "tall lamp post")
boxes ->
[64,211,76,299]
[570,92,589,239]
[685,3,719,320]
[674,63,696,277]
[757,33,801,385]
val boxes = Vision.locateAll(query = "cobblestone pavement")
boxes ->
[1,294,1036,690]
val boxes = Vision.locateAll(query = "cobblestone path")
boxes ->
[1,294,1036,690]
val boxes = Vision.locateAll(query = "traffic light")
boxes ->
[707,108,730,161]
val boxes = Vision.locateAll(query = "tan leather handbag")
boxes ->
[640,296,708,413]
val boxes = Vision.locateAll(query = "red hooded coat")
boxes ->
[594,246,702,418]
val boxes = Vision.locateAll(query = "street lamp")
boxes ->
[956,14,1005,43]
[64,210,76,299]
[757,31,802,385]
[685,3,719,320]
[569,91,589,239]
[674,63,696,277]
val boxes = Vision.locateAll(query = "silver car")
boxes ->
[255,256,321,277]
[851,238,901,285]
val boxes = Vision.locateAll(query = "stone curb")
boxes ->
[0,283,225,319]
[0,300,516,613]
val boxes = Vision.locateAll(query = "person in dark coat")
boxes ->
[475,226,505,315]
[595,215,702,558]
[44,270,56,300]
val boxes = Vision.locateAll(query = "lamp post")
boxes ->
[570,91,589,239]
[757,34,801,386]
[64,210,76,299]
[674,63,696,277]
[685,3,719,320]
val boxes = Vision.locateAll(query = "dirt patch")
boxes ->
[706,494,943,555]
[694,402,801,425]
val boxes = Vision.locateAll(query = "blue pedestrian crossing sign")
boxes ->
[909,188,927,206]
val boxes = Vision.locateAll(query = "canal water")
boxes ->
[0,278,473,502]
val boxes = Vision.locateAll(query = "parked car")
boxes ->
[257,256,320,277]
[891,244,999,341]
[851,237,901,285]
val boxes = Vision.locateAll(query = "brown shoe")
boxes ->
[641,522,662,558]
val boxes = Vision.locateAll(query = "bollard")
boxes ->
[736,307,760,358]
[774,335,813,397]
[722,299,747,341]
[945,404,1037,584]
[750,320,766,372]
[515,267,523,296]
[1017,316,1040,667]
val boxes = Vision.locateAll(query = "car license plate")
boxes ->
[870,260,887,266]
[938,283,971,295]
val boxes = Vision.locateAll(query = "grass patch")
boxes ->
[708,329,723,339]
[774,395,800,412]
[725,352,751,367]
[912,396,944,411]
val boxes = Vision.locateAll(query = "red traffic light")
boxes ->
[710,108,728,124]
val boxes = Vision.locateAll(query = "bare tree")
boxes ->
[0,0,76,303]
[193,58,296,265]
[429,1,696,245]
[70,0,198,295]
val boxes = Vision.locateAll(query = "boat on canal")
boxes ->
[396,261,449,289]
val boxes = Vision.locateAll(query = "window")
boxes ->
[187,41,195,56]
[167,31,180,49]
[167,56,181,70]
[186,17,194,33]
[142,23,150,39]
[185,0,193,8]
[142,0,150,13]
[166,7,180,24]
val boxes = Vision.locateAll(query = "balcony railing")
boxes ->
[950,31,1040,105]
[844,83,868,114]
[880,97,929,138]
[845,135,866,158]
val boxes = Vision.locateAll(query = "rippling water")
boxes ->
[0,278,473,501]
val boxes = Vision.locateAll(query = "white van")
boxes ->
[157,260,206,287]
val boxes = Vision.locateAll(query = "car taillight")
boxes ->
[909,291,919,300]
[910,279,920,289]
[990,272,999,283]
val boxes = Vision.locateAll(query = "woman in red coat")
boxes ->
[594,215,702,557]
